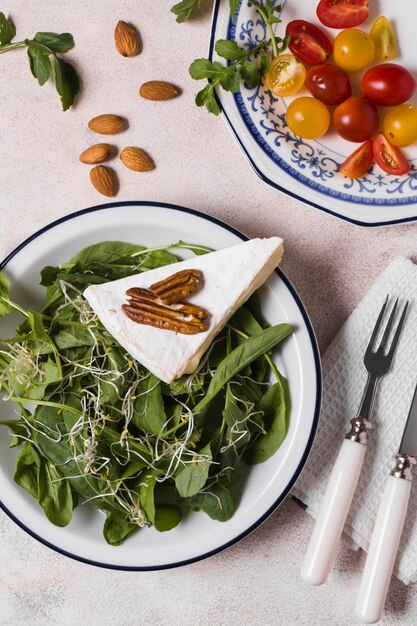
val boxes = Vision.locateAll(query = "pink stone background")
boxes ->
[0,1,416,624]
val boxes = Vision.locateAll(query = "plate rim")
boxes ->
[0,200,322,571]
[209,0,417,228]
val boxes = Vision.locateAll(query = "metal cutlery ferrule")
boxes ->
[390,453,416,481]
[344,417,372,445]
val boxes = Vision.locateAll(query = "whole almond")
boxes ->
[139,81,179,101]
[114,20,140,57]
[88,114,126,135]
[90,165,116,197]
[79,144,113,164]
[120,147,154,172]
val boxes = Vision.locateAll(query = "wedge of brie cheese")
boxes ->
[83,237,283,383]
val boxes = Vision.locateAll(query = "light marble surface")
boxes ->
[0,1,417,624]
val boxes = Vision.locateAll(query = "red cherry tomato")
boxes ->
[340,141,374,178]
[316,0,369,29]
[306,64,351,105]
[372,133,410,175]
[333,96,379,142]
[361,63,416,107]
[286,20,333,65]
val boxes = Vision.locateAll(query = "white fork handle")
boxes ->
[301,438,366,586]
[355,476,411,624]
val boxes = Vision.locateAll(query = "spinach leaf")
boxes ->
[26,41,51,86]
[103,511,138,546]
[154,504,182,531]
[189,482,235,522]
[0,273,14,318]
[194,324,292,413]
[175,443,212,497]
[244,379,288,464]
[0,12,16,46]
[132,374,167,435]
[69,241,148,266]
[33,32,74,53]
[14,442,41,498]
[38,459,73,526]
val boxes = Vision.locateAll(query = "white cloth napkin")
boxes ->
[293,257,417,585]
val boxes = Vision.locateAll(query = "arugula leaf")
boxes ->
[229,0,240,20]
[195,84,221,115]
[171,0,201,23]
[0,13,16,46]
[239,60,262,88]
[51,56,80,111]
[215,39,245,61]
[33,32,74,53]
[26,42,51,86]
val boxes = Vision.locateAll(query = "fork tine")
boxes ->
[367,295,389,351]
[377,298,398,353]
[387,301,409,358]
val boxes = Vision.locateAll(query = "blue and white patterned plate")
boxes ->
[210,0,417,226]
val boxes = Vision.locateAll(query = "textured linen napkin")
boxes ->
[293,257,417,585]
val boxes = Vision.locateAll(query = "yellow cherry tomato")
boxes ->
[286,97,330,139]
[383,104,417,147]
[334,28,375,72]
[263,54,306,97]
[370,16,397,61]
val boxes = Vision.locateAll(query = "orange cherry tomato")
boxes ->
[263,54,306,97]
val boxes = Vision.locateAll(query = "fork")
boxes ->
[301,296,408,586]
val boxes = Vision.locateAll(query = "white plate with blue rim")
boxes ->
[210,0,417,227]
[0,201,321,570]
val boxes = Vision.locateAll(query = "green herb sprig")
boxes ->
[186,1,289,114]
[0,13,79,111]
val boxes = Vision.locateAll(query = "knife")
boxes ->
[355,382,417,624]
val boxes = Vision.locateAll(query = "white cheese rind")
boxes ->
[83,237,283,383]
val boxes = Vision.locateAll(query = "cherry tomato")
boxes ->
[306,64,351,105]
[333,29,375,72]
[316,0,369,29]
[263,54,306,97]
[340,141,374,178]
[370,16,397,61]
[373,133,410,175]
[361,64,417,107]
[286,20,333,65]
[333,96,379,142]
[383,104,417,148]
[286,97,330,139]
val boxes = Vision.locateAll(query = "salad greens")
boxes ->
[0,240,292,545]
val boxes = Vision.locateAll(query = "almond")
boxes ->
[139,81,179,101]
[79,144,113,164]
[114,20,140,57]
[90,165,116,197]
[88,114,126,135]
[120,147,154,172]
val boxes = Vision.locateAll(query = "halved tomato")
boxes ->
[286,20,333,65]
[372,133,410,175]
[340,141,373,178]
[316,0,369,29]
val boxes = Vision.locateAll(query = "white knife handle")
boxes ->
[355,474,412,624]
[301,438,366,586]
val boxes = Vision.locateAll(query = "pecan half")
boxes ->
[148,269,202,305]
[126,287,208,320]
[122,303,206,335]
